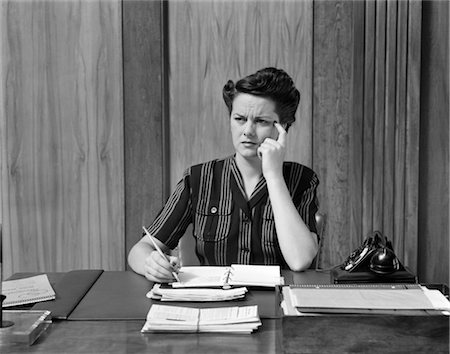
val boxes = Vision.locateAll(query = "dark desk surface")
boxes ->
[1,270,448,354]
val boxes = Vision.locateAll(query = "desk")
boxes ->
[1,271,448,354]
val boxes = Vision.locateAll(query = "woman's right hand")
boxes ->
[143,251,180,283]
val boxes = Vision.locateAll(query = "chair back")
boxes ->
[313,212,327,270]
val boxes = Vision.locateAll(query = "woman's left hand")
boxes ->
[257,122,287,181]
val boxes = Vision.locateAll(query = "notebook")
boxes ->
[171,264,283,288]
[2,274,56,307]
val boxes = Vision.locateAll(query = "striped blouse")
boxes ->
[147,155,319,268]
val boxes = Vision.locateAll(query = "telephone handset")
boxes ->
[341,231,400,274]
[332,231,417,284]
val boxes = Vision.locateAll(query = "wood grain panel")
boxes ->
[1,0,124,278]
[383,0,397,240]
[123,0,169,265]
[393,0,408,264]
[313,1,354,266]
[418,0,448,283]
[362,0,421,270]
[168,0,313,190]
[349,0,365,248]
[404,0,422,272]
[362,0,376,239]
[372,0,386,232]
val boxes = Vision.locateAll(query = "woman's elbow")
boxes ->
[288,258,313,272]
[288,244,319,271]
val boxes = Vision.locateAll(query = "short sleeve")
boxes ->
[145,168,193,249]
[286,163,320,234]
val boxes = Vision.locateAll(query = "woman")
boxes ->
[128,67,319,282]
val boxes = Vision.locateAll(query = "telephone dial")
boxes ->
[331,231,417,284]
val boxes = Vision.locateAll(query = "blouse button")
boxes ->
[210,206,218,214]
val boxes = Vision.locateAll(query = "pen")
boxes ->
[142,226,180,282]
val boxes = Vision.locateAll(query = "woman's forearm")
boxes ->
[266,176,318,271]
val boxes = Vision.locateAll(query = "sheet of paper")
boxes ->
[172,266,229,288]
[421,287,450,311]
[290,288,437,311]
[199,305,259,324]
[230,265,282,286]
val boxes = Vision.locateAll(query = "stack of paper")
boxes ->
[141,304,261,333]
[172,264,283,288]
[282,284,450,315]
[147,283,248,302]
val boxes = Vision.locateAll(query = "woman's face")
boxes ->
[230,93,280,160]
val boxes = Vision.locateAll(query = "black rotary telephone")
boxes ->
[331,231,417,284]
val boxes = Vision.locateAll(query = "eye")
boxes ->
[233,115,246,123]
[255,119,271,126]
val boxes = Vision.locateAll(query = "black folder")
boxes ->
[68,271,153,320]
[32,269,103,319]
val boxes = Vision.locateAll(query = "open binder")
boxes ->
[172,264,283,288]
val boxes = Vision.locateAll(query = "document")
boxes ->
[172,264,283,288]
[2,274,56,307]
[141,304,262,333]
[287,285,450,314]
[148,283,248,302]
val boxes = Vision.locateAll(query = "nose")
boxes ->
[243,121,256,137]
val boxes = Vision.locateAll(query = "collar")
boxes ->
[229,156,268,216]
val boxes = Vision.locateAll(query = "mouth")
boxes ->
[241,141,258,148]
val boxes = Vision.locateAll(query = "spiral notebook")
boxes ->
[2,274,56,307]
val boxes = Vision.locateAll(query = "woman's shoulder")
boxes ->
[283,161,316,174]
[187,156,233,175]
[283,161,319,185]
[191,155,232,168]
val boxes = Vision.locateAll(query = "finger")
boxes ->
[274,122,287,147]
[149,252,175,277]
[169,256,181,271]
[261,138,279,148]
[257,146,263,160]
[144,265,173,283]
[152,251,172,268]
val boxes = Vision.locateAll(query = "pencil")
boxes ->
[142,226,180,282]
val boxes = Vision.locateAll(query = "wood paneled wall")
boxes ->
[0,0,124,278]
[314,0,422,270]
[168,0,313,190]
[1,0,447,283]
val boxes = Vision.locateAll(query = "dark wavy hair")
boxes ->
[222,67,300,131]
